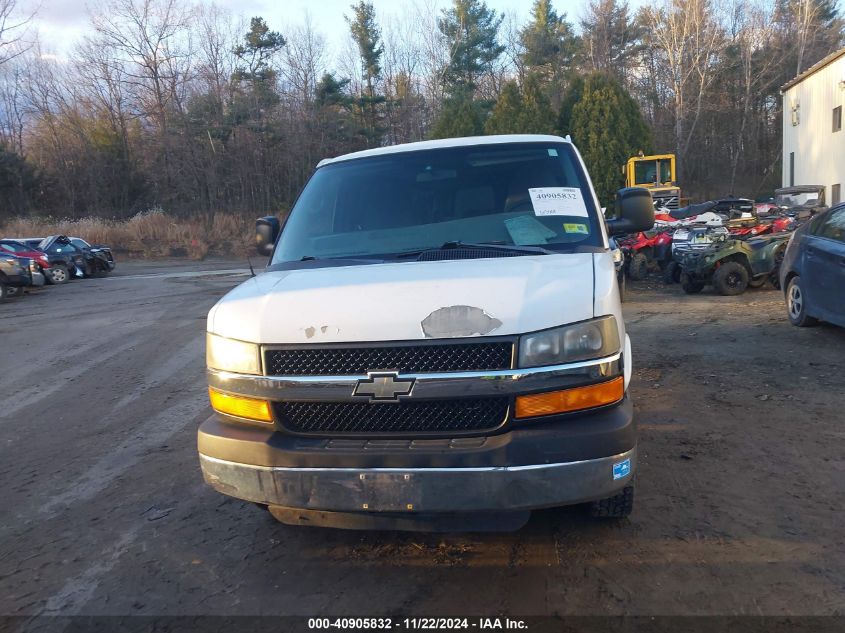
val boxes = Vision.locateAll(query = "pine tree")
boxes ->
[485,75,556,135]
[560,73,651,206]
[485,81,522,134]
[580,0,642,81]
[346,1,385,145]
[232,17,286,104]
[520,0,578,76]
[438,0,505,93]
[430,89,484,139]
[519,74,557,134]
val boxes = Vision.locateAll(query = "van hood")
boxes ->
[209,254,596,344]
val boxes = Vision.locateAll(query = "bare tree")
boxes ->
[642,0,724,167]
[281,12,329,107]
[722,0,785,191]
[411,0,449,105]
[0,0,35,66]
[90,0,194,131]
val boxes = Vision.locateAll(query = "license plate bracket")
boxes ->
[358,472,422,512]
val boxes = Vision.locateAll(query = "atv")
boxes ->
[727,214,795,238]
[675,233,791,296]
[663,225,730,284]
[618,228,674,280]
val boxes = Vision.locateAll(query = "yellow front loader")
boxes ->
[624,153,682,211]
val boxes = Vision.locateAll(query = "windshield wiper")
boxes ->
[392,240,556,259]
[298,255,385,262]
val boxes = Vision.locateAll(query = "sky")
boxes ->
[19,0,644,61]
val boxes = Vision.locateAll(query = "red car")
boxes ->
[0,239,56,282]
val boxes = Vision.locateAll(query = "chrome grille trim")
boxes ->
[208,353,622,402]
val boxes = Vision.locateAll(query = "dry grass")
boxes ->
[0,209,260,260]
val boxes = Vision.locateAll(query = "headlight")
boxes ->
[612,248,623,264]
[206,333,261,375]
[518,316,620,368]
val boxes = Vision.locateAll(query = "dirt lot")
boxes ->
[1,260,844,621]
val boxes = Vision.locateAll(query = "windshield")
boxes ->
[0,241,28,253]
[634,159,672,187]
[776,191,823,208]
[634,160,658,186]
[271,142,602,265]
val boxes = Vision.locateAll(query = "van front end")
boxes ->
[198,326,635,528]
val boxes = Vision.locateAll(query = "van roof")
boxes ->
[317,134,571,167]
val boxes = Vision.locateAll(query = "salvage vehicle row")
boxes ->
[0,234,115,301]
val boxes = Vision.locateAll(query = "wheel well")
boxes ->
[719,254,751,274]
[783,271,798,295]
[635,246,653,259]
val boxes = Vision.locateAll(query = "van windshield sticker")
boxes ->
[563,223,589,235]
[529,187,588,217]
[504,215,558,245]
[547,148,558,157]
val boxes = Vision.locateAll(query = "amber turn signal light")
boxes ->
[209,388,273,423]
[515,377,624,419]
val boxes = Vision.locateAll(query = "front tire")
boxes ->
[627,253,649,280]
[713,261,749,296]
[49,266,69,284]
[0,284,8,300]
[663,261,681,284]
[786,277,818,327]
[680,273,705,294]
[590,485,634,518]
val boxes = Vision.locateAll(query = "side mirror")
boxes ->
[255,216,280,257]
[607,187,655,236]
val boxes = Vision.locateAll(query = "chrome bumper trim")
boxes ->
[207,353,622,402]
[199,447,636,512]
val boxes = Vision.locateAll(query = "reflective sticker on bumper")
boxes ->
[613,458,631,480]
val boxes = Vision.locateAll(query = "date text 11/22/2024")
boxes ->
[307,617,529,630]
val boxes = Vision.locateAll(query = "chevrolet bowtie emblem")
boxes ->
[353,372,415,402]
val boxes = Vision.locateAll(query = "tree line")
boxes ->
[0,0,842,221]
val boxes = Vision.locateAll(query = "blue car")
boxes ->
[779,205,845,328]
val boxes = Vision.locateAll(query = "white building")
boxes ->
[782,47,845,205]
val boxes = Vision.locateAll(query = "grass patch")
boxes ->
[0,209,262,260]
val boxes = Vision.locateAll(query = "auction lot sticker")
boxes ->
[529,187,589,217]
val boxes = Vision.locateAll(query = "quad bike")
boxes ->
[727,214,795,238]
[675,233,791,296]
[617,228,674,280]
[663,226,730,284]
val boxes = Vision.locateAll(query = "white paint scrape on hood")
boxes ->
[209,254,595,344]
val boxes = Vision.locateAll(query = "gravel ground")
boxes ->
[1,260,844,621]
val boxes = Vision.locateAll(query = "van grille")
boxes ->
[264,342,513,376]
[275,398,509,435]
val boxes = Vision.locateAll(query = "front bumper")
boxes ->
[199,447,635,513]
[3,271,29,287]
[198,395,635,513]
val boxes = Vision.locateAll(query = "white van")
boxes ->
[199,135,654,530]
